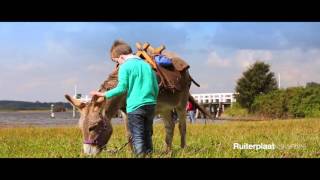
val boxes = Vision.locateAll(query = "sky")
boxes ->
[0,22,320,102]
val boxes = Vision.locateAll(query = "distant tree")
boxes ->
[0,100,73,111]
[306,82,320,88]
[235,61,278,111]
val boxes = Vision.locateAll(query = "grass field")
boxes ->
[1,118,320,158]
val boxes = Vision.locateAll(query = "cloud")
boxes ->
[207,51,231,68]
[206,49,273,69]
[17,77,50,92]
[270,48,320,87]
[1,22,320,101]
[193,82,209,92]
[234,49,273,69]
[211,22,320,50]
[46,39,71,56]
[61,77,79,87]
[14,62,48,71]
[168,22,188,29]
[233,48,320,88]
[86,63,109,73]
[194,47,320,94]
[59,23,117,33]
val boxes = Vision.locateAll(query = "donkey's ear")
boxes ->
[65,94,86,110]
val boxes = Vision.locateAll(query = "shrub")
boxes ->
[224,102,249,117]
[252,85,320,119]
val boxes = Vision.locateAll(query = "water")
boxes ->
[0,111,225,128]
[0,111,79,127]
[0,111,124,127]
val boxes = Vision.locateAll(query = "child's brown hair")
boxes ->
[110,40,133,59]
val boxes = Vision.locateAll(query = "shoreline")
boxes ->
[0,110,74,113]
[0,122,77,128]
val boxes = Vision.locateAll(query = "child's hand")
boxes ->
[90,91,104,97]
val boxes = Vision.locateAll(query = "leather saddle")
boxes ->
[135,42,190,93]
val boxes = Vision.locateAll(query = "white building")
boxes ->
[191,93,236,104]
[73,93,236,105]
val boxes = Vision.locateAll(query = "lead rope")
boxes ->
[102,136,132,154]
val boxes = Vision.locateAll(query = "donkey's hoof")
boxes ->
[160,149,173,158]
[181,144,187,149]
[165,147,172,153]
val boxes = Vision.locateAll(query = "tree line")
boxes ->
[0,100,72,111]
[234,61,320,119]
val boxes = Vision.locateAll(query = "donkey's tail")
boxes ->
[188,93,214,120]
[190,75,200,87]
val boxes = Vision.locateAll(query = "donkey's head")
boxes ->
[64,64,127,155]
[65,94,113,155]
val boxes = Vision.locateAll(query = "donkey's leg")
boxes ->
[176,106,187,148]
[161,110,176,152]
[120,110,133,152]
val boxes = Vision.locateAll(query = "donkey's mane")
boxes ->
[98,65,119,92]
[88,65,120,104]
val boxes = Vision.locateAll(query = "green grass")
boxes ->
[224,102,249,118]
[1,118,320,158]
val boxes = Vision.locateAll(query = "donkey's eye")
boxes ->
[89,124,98,131]
[89,126,95,131]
